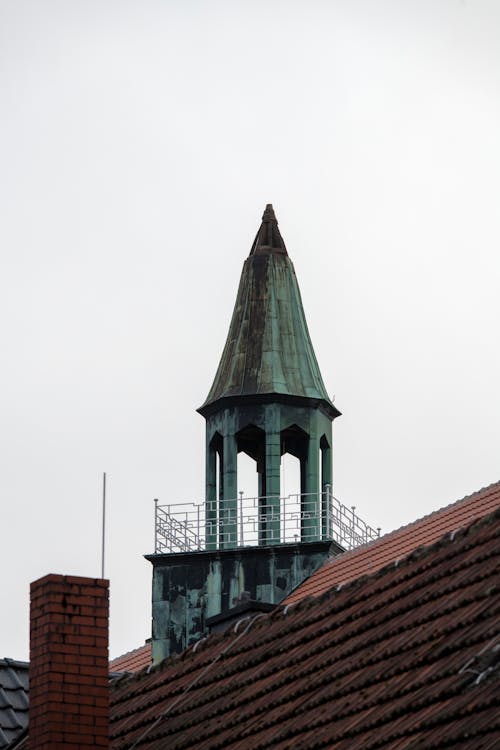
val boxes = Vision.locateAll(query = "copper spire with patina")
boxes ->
[199,204,337,418]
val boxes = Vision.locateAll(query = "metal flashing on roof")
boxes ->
[206,598,276,634]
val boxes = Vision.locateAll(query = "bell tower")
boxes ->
[148,205,379,663]
[198,204,340,548]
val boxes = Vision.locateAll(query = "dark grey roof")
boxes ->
[0,659,29,749]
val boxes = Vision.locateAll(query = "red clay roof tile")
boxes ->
[109,497,500,750]
[284,480,500,605]
[109,641,151,674]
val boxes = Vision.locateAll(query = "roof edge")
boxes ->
[283,501,500,614]
[198,392,341,420]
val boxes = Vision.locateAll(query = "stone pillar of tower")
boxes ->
[148,204,343,663]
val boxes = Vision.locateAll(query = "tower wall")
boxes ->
[148,541,341,663]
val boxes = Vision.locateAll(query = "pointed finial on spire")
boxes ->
[250,204,287,255]
[262,204,277,223]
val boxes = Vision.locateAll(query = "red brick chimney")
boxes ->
[29,574,109,749]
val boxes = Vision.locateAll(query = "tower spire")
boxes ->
[199,204,336,415]
[249,203,287,255]
[147,203,345,663]
[199,204,340,550]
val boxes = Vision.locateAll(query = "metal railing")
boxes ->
[154,487,380,553]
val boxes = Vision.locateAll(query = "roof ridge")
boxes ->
[321,478,500,571]
[0,658,29,669]
[285,505,500,619]
[385,477,500,535]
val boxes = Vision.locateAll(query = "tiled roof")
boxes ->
[109,505,500,749]
[0,659,28,749]
[110,641,152,674]
[1,643,149,750]
[285,479,500,605]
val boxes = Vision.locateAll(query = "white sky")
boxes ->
[1,0,499,660]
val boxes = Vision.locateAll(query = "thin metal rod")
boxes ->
[101,472,106,579]
[154,498,159,552]
[239,491,244,546]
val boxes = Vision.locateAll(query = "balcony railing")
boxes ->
[154,488,380,553]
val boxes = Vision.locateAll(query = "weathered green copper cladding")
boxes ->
[148,204,343,661]
[199,205,336,417]
[197,204,340,550]
[147,540,342,661]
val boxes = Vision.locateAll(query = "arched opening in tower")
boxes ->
[237,452,259,501]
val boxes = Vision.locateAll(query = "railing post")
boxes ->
[239,491,244,547]
[154,498,158,553]
[282,494,286,544]
[325,484,331,539]
[221,433,238,548]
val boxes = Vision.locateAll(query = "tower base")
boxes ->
[146,540,342,663]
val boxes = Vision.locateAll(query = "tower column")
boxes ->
[303,434,320,541]
[205,437,217,550]
[321,439,333,539]
[261,403,281,545]
[221,427,237,548]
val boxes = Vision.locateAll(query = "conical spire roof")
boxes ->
[199,205,337,417]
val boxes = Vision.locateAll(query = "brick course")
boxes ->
[30,574,109,750]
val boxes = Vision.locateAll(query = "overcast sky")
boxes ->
[2,0,500,660]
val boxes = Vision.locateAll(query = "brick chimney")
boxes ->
[29,574,109,749]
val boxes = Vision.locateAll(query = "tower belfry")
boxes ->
[149,204,379,663]
[198,204,340,548]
